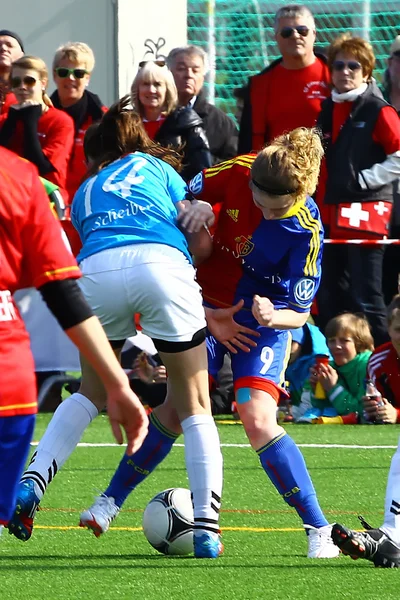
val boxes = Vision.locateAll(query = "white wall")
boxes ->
[116,0,187,97]
[1,0,187,106]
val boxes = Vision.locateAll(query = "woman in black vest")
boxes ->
[316,34,400,346]
[130,60,211,181]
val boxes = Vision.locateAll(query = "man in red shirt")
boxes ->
[238,4,330,153]
[0,148,147,532]
[0,30,24,115]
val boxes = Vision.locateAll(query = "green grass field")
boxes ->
[1,415,400,599]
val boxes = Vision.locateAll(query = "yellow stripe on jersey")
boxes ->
[43,265,81,279]
[0,402,37,412]
[295,206,321,277]
[205,155,255,178]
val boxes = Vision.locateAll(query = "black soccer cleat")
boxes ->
[331,522,400,568]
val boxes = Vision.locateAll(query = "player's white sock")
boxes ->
[380,438,400,546]
[181,414,223,536]
[21,393,98,499]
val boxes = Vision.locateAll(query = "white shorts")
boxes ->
[79,243,206,343]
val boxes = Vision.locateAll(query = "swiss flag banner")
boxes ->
[336,201,392,236]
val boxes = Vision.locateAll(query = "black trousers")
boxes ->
[317,244,389,347]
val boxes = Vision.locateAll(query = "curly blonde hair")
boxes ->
[251,127,324,202]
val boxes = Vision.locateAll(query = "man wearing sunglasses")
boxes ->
[0,30,24,116]
[239,4,330,153]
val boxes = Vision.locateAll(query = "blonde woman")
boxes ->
[51,42,107,201]
[0,55,74,201]
[131,60,211,180]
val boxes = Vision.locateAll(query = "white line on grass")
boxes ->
[30,442,398,449]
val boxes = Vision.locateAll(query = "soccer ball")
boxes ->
[142,488,194,555]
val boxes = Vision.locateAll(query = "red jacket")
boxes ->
[66,108,107,201]
[0,90,17,115]
[0,105,74,202]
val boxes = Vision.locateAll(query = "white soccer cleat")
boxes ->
[304,524,340,558]
[79,495,120,538]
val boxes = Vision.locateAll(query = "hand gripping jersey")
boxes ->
[0,148,80,416]
[189,156,324,396]
[190,156,324,313]
[71,152,190,263]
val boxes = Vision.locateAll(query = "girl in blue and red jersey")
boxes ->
[76,126,339,559]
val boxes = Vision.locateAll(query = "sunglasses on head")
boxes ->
[138,60,166,68]
[332,60,362,72]
[280,25,310,39]
[10,75,37,88]
[55,67,88,79]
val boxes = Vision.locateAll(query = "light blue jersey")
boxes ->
[71,152,191,263]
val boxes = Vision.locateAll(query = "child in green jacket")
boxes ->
[297,313,374,422]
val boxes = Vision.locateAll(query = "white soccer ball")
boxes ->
[142,488,194,555]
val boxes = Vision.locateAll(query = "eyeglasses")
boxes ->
[55,67,88,79]
[10,75,37,88]
[138,60,166,68]
[280,26,310,39]
[332,60,362,72]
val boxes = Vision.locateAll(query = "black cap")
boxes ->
[0,30,24,52]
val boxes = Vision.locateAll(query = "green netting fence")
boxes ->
[187,0,400,122]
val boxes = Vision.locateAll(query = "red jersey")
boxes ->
[66,108,107,202]
[249,57,330,150]
[0,148,81,417]
[0,105,74,203]
[367,342,400,422]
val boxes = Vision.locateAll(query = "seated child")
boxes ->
[364,295,400,424]
[296,313,374,423]
[285,322,331,418]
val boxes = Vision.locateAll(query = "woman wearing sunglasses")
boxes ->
[0,55,74,202]
[131,60,211,180]
[316,34,400,347]
[51,42,107,202]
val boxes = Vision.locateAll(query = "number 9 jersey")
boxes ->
[189,155,324,399]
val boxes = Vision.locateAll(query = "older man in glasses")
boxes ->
[167,45,238,164]
[0,30,24,116]
[239,4,330,153]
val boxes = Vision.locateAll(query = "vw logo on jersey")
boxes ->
[294,278,315,305]
[188,172,204,196]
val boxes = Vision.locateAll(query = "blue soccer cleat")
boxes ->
[194,532,223,558]
[7,479,41,541]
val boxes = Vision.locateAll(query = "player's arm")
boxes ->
[251,295,310,329]
[253,207,323,329]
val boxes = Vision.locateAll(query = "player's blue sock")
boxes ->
[105,412,178,507]
[258,432,328,528]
